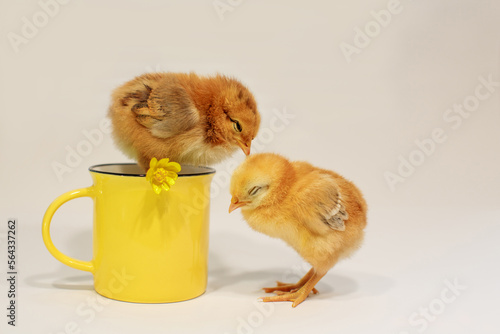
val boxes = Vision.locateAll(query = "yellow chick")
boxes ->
[109,72,260,170]
[229,153,367,307]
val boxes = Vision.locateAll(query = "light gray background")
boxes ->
[1,0,499,333]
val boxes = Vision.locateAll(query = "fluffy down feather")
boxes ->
[229,153,367,307]
[109,72,260,170]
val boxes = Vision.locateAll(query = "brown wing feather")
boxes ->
[320,190,348,231]
[128,77,200,138]
[294,171,349,232]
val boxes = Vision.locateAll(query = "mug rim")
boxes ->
[89,163,216,177]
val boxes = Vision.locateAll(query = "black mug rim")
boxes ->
[89,163,216,177]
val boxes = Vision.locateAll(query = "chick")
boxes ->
[109,72,260,170]
[229,153,367,307]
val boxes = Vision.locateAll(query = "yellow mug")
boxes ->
[42,163,215,303]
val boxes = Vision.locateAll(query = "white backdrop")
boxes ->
[1,0,499,333]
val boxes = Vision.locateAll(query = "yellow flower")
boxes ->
[145,157,181,194]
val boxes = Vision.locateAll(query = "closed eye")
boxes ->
[233,120,242,132]
[248,186,261,196]
[228,116,242,132]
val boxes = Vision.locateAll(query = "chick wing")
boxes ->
[292,171,349,233]
[125,75,200,139]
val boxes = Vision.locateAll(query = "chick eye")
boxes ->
[248,186,261,196]
[232,120,242,133]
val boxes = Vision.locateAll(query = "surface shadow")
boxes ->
[26,229,94,291]
[207,252,360,297]
[26,271,94,291]
[207,232,394,299]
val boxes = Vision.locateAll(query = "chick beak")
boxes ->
[229,196,247,213]
[237,140,251,156]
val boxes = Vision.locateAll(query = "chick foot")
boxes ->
[261,269,326,307]
[263,268,318,294]
[261,290,309,308]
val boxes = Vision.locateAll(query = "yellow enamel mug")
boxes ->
[42,163,215,303]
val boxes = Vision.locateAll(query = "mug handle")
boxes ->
[42,187,95,273]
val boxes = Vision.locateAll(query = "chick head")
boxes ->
[211,75,260,156]
[229,153,294,213]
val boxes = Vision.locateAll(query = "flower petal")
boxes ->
[168,162,181,173]
[152,183,162,194]
[157,158,171,168]
[149,157,158,169]
[146,168,154,182]
[165,171,178,180]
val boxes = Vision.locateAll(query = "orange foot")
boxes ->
[261,289,310,308]
[261,268,326,308]
[263,280,318,294]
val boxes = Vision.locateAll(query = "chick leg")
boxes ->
[261,269,326,307]
[263,268,318,294]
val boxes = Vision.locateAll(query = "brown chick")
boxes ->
[109,72,260,170]
[229,153,367,307]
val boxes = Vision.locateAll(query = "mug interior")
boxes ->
[89,163,215,177]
